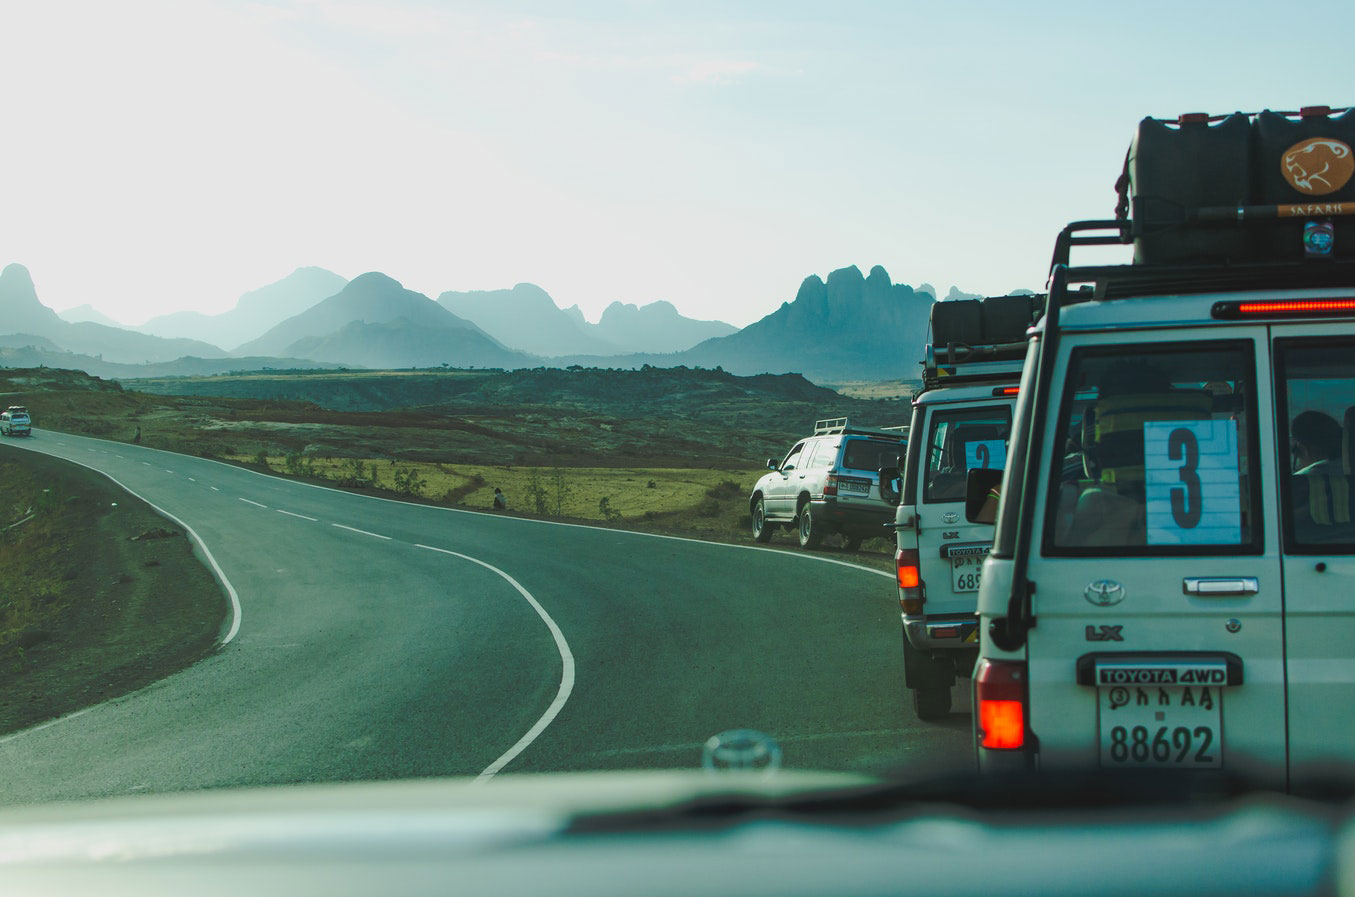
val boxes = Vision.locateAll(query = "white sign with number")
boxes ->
[1143,420,1242,545]
[964,439,1006,471]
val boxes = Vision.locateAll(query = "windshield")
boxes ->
[1,1,1351,859]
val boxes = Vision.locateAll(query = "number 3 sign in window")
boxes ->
[1144,420,1242,545]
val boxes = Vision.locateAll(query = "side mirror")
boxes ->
[878,466,902,507]
[766,458,779,471]
[965,467,1003,524]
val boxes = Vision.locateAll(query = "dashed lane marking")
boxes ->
[332,523,390,540]
[277,509,318,521]
[238,498,268,509]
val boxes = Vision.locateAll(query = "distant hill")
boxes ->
[552,264,935,382]
[0,263,227,364]
[286,318,532,370]
[238,272,534,369]
[589,300,737,353]
[439,284,738,355]
[139,267,348,350]
[437,284,621,356]
[0,345,340,379]
[57,304,123,327]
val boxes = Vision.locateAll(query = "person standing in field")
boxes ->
[493,487,507,510]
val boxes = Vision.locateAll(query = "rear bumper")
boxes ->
[903,612,981,652]
[808,497,893,534]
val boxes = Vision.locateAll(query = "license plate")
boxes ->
[839,480,869,495]
[950,554,982,592]
[1098,685,1222,768]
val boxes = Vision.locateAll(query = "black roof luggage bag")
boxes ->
[1253,107,1355,261]
[1125,113,1253,265]
[931,298,982,348]
[980,295,1034,343]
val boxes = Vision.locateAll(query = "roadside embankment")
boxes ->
[0,447,226,734]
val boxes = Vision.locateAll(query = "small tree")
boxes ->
[598,496,621,521]
[549,467,572,517]
[525,469,549,515]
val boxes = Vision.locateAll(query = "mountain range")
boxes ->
[0,259,1023,384]
[436,285,736,356]
[137,267,349,350]
[0,264,226,364]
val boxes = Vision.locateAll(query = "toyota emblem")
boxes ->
[1084,579,1125,607]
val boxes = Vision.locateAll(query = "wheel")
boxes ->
[911,682,952,720]
[797,502,824,549]
[751,497,774,543]
[843,535,863,551]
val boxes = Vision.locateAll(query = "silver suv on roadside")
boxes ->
[750,418,907,550]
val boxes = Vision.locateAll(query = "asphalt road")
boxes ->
[0,430,971,804]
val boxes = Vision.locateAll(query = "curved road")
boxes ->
[0,430,970,804]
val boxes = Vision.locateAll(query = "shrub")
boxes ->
[598,496,621,521]
[392,466,427,496]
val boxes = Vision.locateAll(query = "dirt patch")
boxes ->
[0,447,226,735]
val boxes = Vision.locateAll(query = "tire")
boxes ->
[911,682,952,720]
[843,535,863,551]
[751,497,774,543]
[797,501,823,550]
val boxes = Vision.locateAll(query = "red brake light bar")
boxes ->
[1213,298,1355,319]
[991,386,1020,396]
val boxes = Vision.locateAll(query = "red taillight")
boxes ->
[823,474,838,496]
[975,658,1027,750]
[895,548,920,589]
[991,386,1020,396]
[896,548,923,612]
[1214,298,1355,319]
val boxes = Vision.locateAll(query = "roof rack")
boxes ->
[1049,219,1355,298]
[813,418,908,440]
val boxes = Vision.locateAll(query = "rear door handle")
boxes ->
[1183,577,1259,596]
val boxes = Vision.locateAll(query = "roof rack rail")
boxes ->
[813,418,908,440]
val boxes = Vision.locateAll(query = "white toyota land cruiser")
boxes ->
[750,418,907,550]
[878,294,1038,719]
[970,105,1355,788]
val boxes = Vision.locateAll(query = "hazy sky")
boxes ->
[2,0,1345,327]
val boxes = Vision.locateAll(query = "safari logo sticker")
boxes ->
[1282,138,1354,196]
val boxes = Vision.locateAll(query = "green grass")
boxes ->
[228,453,760,521]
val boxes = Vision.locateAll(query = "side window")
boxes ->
[1045,341,1259,555]
[781,441,806,471]
[808,439,837,469]
[923,406,1013,503]
[1276,338,1355,553]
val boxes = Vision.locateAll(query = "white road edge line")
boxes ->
[277,509,318,521]
[332,523,390,540]
[416,543,574,780]
[0,444,242,649]
[238,497,267,508]
[0,707,94,746]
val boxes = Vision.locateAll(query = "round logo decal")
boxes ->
[1084,579,1125,607]
[1281,138,1354,196]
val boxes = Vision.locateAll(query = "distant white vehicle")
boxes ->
[0,405,30,437]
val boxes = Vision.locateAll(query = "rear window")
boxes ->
[1276,337,1355,554]
[840,438,902,473]
[1044,340,1260,556]
[923,406,1013,503]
